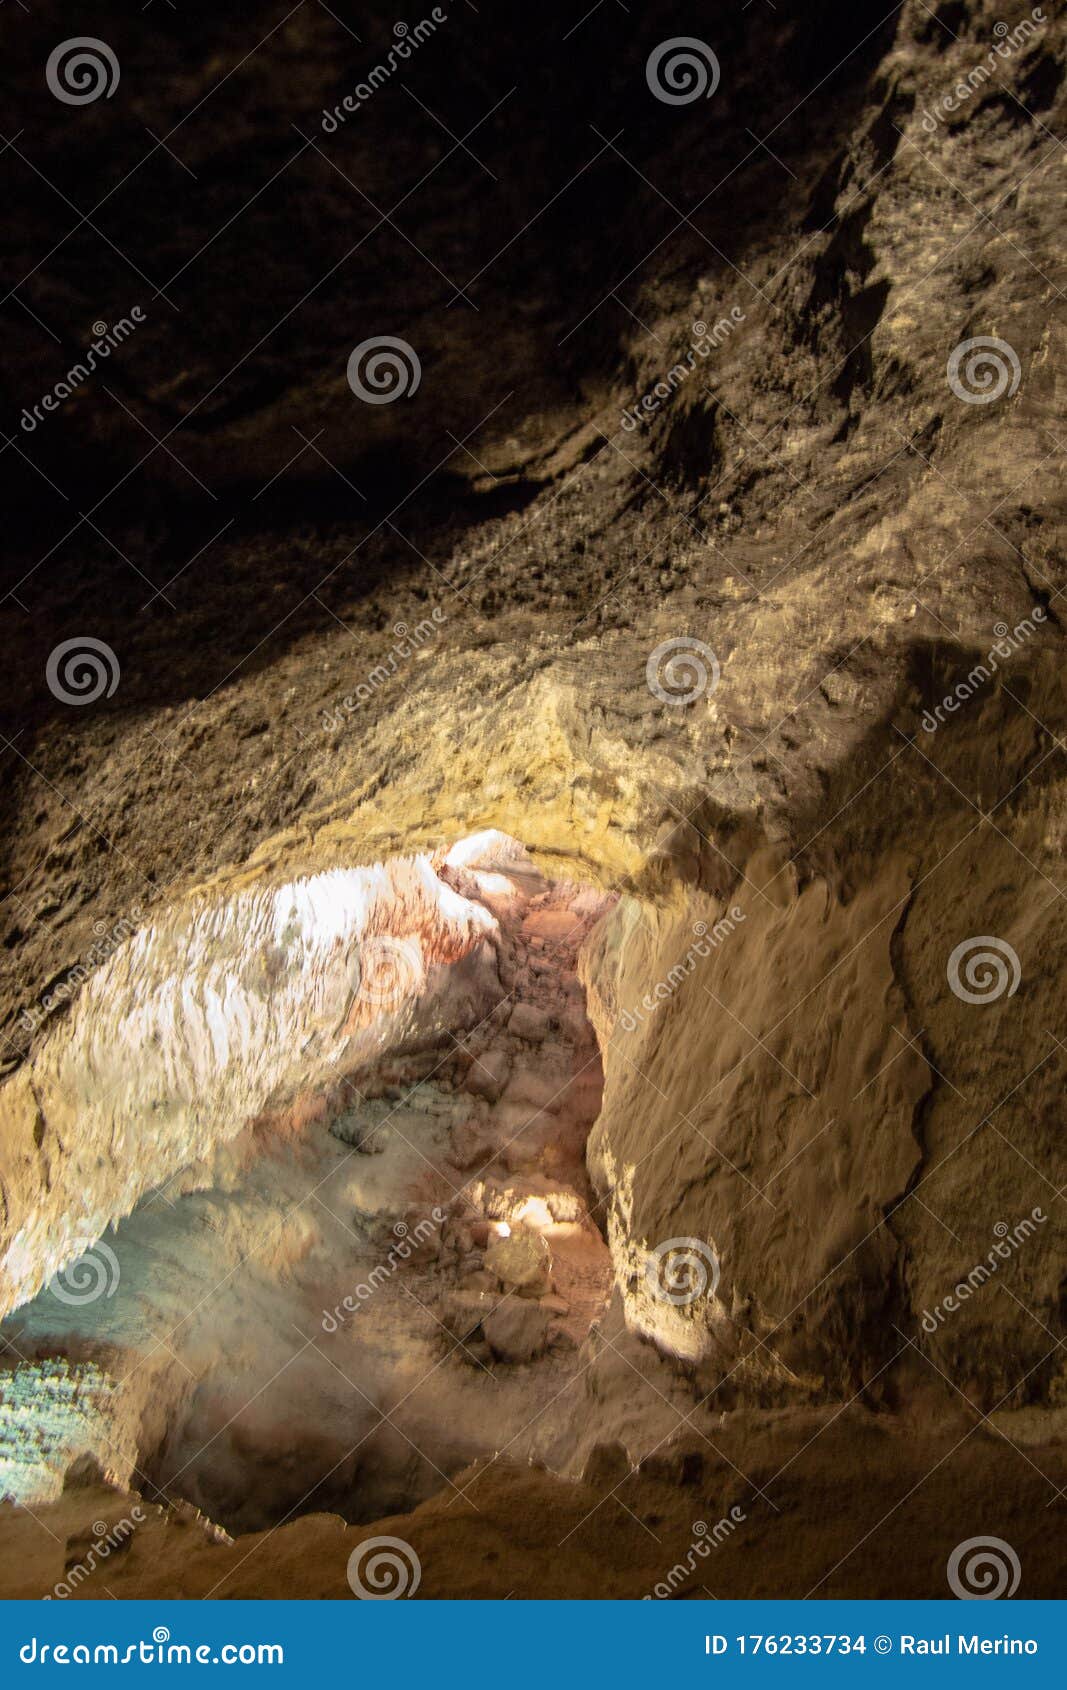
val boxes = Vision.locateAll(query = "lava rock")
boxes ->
[483,1299,551,1363]
[463,1047,511,1103]
[440,1290,492,1342]
[485,1227,552,1295]
[508,1003,554,1043]
[450,1120,494,1169]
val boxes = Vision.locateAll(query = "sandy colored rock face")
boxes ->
[0,0,1065,1602]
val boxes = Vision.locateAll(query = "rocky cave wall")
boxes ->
[1,0,1066,1581]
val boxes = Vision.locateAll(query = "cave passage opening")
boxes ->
[0,833,616,1534]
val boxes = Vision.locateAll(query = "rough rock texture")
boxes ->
[1,0,1065,1596]
[0,852,500,1316]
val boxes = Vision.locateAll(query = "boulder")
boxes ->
[485,1227,552,1295]
[483,1299,551,1363]
[440,1289,492,1342]
[463,1047,511,1102]
[450,1119,494,1169]
[507,1003,553,1043]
